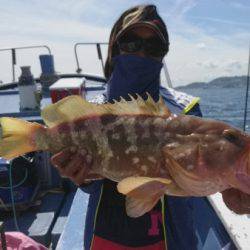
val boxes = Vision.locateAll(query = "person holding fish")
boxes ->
[49,4,249,250]
[1,4,250,250]
[52,5,202,249]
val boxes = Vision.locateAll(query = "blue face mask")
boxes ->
[107,54,163,102]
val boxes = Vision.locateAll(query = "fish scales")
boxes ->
[35,114,171,181]
[96,114,171,181]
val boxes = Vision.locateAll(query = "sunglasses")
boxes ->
[117,34,167,58]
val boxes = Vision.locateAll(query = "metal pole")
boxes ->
[96,43,105,76]
[243,43,250,131]
[74,43,82,73]
[11,49,16,82]
[0,45,51,54]
[162,58,173,88]
[74,42,108,74]
[0,45,52,84]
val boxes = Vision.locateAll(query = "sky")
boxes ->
[0,0,249,86]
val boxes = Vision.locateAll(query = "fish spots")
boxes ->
[165,158,171,165]
[140,165,148,173]
[112,133,120,140]
[106,124,128,148]
[165,142,180,150]
[176,153,185,160]
[185,149,192,157]
[153,117,164,125]
[132,157,140,164]
[219,141,227,152]
[82,116,115,169]
[71,131,81,145]
[80,131,87,140]
[148,156,157,163]
[123,117,138,151]
[187,164,194,170]
[134,119,150,139]
[163,132,171,140]
[168,119,180,130]
[125,145,138,154]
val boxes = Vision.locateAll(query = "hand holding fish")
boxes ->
[51,148,91,185]
[222,188,250,215]
[1,94,250,217]
[51,148,102,186]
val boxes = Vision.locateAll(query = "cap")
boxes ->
[104,5,169,79]
[115,10,168,46]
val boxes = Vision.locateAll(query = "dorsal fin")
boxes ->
[41,94,171,127]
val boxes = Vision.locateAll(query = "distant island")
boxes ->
[176,76,248,90]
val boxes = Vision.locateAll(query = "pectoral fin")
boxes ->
[125,194,163,218]
[163,147,207,195]
[117,177,171,217]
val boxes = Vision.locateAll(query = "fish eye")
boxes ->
[223,129,244,147]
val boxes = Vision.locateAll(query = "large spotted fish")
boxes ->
[0,95,250,217]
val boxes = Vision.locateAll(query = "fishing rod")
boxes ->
[243,43,250,131]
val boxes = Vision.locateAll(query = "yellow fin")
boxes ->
[117,177,171,217]
[117,176,171,196]
[41,94,171,127]
[163,147,204,196]
[0,117,43,159]
[125,195,162,218]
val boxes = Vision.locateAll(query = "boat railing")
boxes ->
[0,45,52,83]
[0,43,173,88]
[74,42,108,76]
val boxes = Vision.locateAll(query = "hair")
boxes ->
[104,4,169,79]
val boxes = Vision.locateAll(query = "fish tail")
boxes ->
[0,117,45,159]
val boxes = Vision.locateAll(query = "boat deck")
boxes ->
[0,77,105,248]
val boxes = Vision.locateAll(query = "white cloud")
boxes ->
[0,0,111,83]
[0,0,249,86]
[198,61,219,69]
[189,16,250,28]
[165,0,198,18]
[225,0,250,10]
[224,60,243,73]
[196,43,206,49]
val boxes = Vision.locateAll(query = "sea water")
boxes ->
[179,86,249,131]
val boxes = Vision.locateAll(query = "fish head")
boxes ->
[220,129,250,194]
[164,125,250,196]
